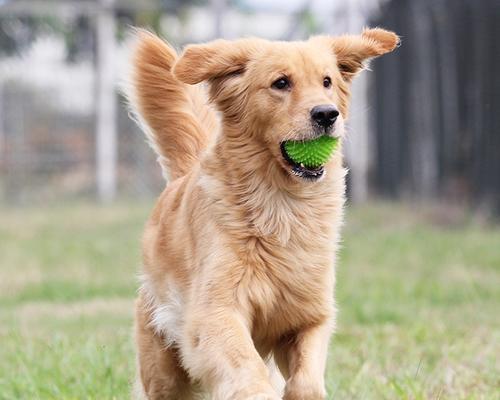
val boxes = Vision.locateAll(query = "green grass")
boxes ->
[0,202,498,399]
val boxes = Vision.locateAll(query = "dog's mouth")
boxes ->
[280,142,325,181]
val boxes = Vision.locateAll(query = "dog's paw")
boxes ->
[240,387,281,400]
[218,383,280,400]
[284,389,326,400]
[284,376,326,400]
[244,394,281,400]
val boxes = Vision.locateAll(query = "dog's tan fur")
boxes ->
[129,29,398,399]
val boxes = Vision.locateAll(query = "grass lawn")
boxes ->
[0,202,498,399]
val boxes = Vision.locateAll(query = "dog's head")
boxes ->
[173,29,399,182]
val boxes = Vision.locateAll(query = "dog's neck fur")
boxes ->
[201,123,345,246]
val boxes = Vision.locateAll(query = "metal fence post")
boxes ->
[96,0,117,203]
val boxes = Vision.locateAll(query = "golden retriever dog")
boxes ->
[128,28,398,399]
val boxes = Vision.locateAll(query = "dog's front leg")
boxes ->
[182,309,280,400]
[277,322,333,400]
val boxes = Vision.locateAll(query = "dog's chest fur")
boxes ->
[239,233,335,342]
[211,173,344,341]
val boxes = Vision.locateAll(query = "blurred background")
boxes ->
[0,0,498,212]
[0,1,498,399]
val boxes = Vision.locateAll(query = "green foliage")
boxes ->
[0,202,498,399]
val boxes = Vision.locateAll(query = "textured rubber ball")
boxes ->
[283,136,339,168]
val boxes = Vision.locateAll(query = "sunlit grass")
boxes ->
[0,202,498,399]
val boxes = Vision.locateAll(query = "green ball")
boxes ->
[283,136,339,168]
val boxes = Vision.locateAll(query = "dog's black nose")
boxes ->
[311,104,339,128]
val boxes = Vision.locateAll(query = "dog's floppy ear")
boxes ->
[327,28,399,81]
[173,38,261,85]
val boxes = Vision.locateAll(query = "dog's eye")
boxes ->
[323,76,332,88]
[272,77,290,90]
